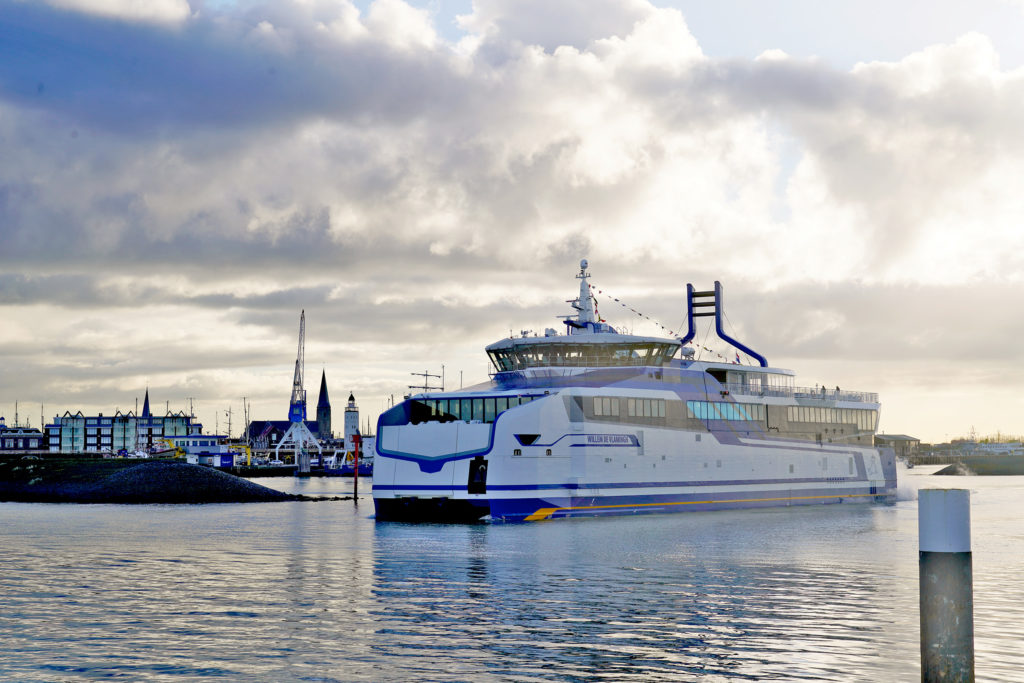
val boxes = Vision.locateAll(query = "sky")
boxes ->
[2,0,1024,443]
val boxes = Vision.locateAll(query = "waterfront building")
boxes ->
[874,434,921,459]
[0,417,48,453]
[44,391,201,454]
[165,434,239,467]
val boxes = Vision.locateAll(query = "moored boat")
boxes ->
[373,260,896,523]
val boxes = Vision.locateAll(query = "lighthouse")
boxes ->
[344,393,359,453]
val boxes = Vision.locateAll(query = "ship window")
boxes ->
[627,399,636,417]
[461,399,473,421]
[484,399,496,423]
[718,403,738,420]
[496,397,508,413]
[472,399,484,421]
[594,396,622,417]
[687,401,720,420]
[449,400,461,419]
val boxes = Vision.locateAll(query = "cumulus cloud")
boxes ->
[2,0,1024,439]
[40,0,191,24]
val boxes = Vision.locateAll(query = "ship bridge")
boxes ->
[487,259,680,373]
[486,334,679,372]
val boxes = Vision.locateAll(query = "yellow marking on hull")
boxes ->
[524,492,880,521]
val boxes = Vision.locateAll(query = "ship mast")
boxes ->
[561,258,597,334]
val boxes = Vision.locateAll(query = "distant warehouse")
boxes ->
[874,433,920,459]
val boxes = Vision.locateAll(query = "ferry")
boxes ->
[373,260,897,523]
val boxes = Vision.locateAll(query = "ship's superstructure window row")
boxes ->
[787,406,877,430]
[488,342,678,372]
[687,401,766,421]
[411,396,536,425]
[627,398,666,418]
[592,396,666,419]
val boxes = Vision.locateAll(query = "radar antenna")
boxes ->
[561,258,598,333]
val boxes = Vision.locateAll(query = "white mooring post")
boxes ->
[919,488,974,682]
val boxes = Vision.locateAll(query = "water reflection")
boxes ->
[367,508,919,681]
[1,469,1022,681]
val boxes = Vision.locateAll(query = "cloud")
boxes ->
[2,0,1024,439]
[40,0,192,24]
[457,0,653,53]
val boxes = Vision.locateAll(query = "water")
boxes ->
[2,468,1023,681]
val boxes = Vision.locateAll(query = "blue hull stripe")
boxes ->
[374,474,866,492]
[373,486,894,522]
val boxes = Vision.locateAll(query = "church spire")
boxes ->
[317,369,331,409]
[141,388,151,418]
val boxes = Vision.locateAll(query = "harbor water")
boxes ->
[3,467,1024,681]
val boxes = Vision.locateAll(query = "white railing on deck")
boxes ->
[720,382,878,404]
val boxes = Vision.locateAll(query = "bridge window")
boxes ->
[406,395,539,425]
[489,342,678,371]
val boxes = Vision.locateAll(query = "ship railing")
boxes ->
[492,355,667,372]
[721,382,878,404]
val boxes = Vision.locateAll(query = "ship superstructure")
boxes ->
[373,260,896,523]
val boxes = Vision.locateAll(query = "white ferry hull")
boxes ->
[373,391,897,523]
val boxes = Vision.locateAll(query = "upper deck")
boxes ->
[486,259,681,373]
[479,260,878,406]
[486,333,679,372]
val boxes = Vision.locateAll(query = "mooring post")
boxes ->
[352,433,360,503]
[919,488,974,682]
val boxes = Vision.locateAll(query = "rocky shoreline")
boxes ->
[0,458,340,504]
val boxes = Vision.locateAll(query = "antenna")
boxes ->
[408,370,442,394]
[243,397,251,447]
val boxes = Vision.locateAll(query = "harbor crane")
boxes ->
[275,310,321,471]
